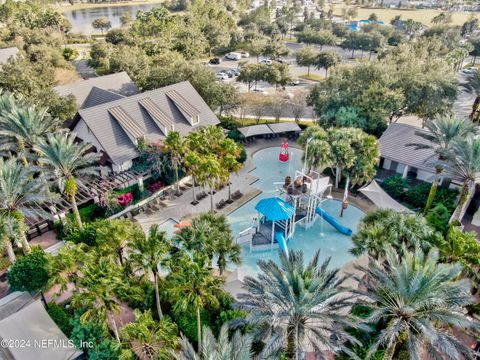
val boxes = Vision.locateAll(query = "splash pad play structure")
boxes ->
[237,149,353,255]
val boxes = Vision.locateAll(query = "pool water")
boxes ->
[227,147,365,276]
[157,218,179,239]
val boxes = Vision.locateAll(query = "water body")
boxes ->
[63,3,162,34]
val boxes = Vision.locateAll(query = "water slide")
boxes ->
[315,207,353,236]
[275,232,289,257]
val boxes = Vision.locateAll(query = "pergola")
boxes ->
[238,124,272,138]
[267,122,301,135]
[26,169,148,239]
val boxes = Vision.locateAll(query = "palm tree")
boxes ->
[176,323,253,360]
[168,252,224,352]
[34,132,100,230]
[410,117,476,214]
[49,242,88,297]
[444,135,480,222]
[129,224,172,319]
[71,256,126,342]
[184,151,201,205]
[351,209,436,259]
[353,246,479,360]
[197,155,226,212]
[176,212,241,275]
[164,131,186,196]
[0,97,61,165]
[96,218,144,266]
[220,139,242,203]
[121,309,179,360]
[0,157,52,254]
[238,250,361,359]
[0,214,19,263]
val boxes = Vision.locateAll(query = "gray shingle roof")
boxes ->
[54,72,138,108]
[267,122,301,134]
[0,47,19,65]
[75,81,219,166]
[82,86,125,108]
[379,123,436,173]
[238,124,273,137]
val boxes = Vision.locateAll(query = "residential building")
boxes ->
[54,71,139,109]
[0,292,81,360]
[70,81,219,173]
[378,123,459,187]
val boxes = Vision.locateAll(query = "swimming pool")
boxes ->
[227,147,365,276]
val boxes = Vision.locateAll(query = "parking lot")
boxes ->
[207,41,374,95]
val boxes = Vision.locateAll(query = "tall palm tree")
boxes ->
[197,154,226,212]
[353,246,479,360]
[238,250,361,360]
[219,138,242,203]
[410,117,476,214]
[351,209,435,259]
[0,214,19,263]
[0,157,52,254]
[444,135,480,222]
[176,324,253,360]
[0,97,62,165]
[168,252,224,352]
[71,256,126,342]
[129,224,172,319]
[164,131,186,196]
[184,151,201,205]
[34,132,100,230]
[121,309,179,360]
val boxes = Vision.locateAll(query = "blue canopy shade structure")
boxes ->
[255,197,295,222]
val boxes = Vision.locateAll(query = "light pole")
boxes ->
[302,137,314,174]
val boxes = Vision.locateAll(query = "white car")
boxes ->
[462,67,478,74]
[260,59,272,65]
[239,51,250,58]
[225,52,242,60]
[216,72,229,80]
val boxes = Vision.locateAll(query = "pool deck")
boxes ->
[134,137,378,233]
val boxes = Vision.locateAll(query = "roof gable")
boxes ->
[75,81,219,166]
[54,72,138,108]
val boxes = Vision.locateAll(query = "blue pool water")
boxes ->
[227,147,365,276]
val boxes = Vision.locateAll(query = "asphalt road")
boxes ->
[454,69,478,120]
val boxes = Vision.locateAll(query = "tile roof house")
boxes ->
[379,123,460,187]
[54,72,139,109]
[0,47,19,66]
[70,81,219,173]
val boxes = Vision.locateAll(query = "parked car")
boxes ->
[290,79,300,86]
[216,72,229,80]
[209,57,221,65]
[225,69,235,78]
[225,52,242,60]
[252,88,267,94]
[233,69,241,76]
[260,58,272,65]
[239,51,250,58]
[462,67,478,74]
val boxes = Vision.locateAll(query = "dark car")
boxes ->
[209,57,221,65]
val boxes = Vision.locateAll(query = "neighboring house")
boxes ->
[0,292,81,360]
[378,123,459,188]
[347,19,385,31]
[54,71,139,109]
[0,47,19,66]
[70,81,219,173]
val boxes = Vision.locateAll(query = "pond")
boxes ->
[62,2,163,34]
